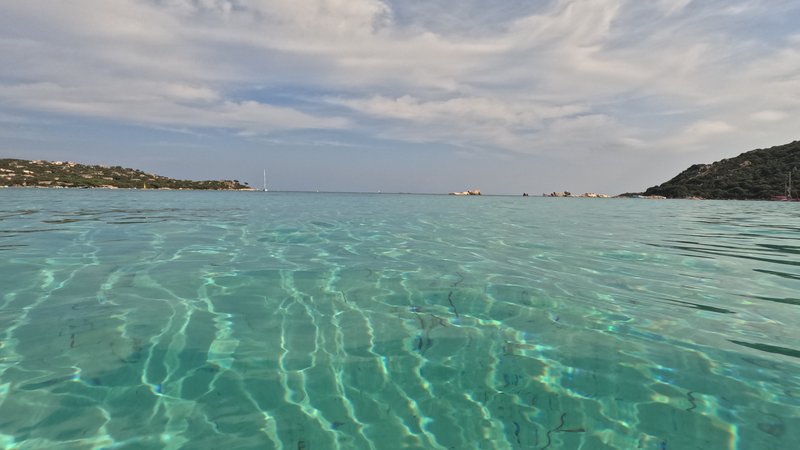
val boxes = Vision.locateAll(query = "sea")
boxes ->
[0,189,798,449]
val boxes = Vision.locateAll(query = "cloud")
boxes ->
[330,95,586,126]
[657,0,693,16]
[0,82,349,132]
[0,0,799,169]
[751,110,788,122]
[328,94,597,153]
[685,120,734,136]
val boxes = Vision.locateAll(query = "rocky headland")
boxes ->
[0,159,250,190]
[643,140,800,200]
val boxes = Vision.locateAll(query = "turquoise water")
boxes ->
[0,189,798,449]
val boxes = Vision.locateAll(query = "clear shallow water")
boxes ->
[0,189,799,450]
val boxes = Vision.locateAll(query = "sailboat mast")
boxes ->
[263,169,267,192]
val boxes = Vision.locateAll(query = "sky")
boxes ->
[1,0,798,194]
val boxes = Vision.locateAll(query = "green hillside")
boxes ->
[644,141,800,200]
[0,159,250,190]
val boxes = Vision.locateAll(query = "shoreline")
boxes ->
[0,185,254,191]
[2,185,797,201]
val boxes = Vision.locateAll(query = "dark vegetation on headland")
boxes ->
[643,140,800,200]
[0,159,250,190]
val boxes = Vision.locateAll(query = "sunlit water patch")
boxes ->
[0,189,798,449]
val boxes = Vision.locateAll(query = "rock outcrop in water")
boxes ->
[0,158,250,190]
[542,191,610,198]
[449,189,481,196]
[644,140,800,200]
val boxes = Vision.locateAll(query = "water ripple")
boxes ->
[0,191,798,449]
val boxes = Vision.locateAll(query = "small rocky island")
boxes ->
[543,191,610,198]
[449,189,481,196]
[0,159,250,190]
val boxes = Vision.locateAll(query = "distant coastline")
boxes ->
[6,139,800,199]
[0,159,250,190]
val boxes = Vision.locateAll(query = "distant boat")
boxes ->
[263,169,268,192]
[773,169,799,201]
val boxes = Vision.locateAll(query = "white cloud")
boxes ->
[508,0,622,48]
[0,0,799,172]
[0,82,348,132]
[331,95,586,126]
[328,94,596,153]
[751,110,788,122]
[685,120,734,136]
[657,0,693,16]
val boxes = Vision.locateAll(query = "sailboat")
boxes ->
[774,168,799,201]
[787,170,796,201]
[263,169,268,192]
